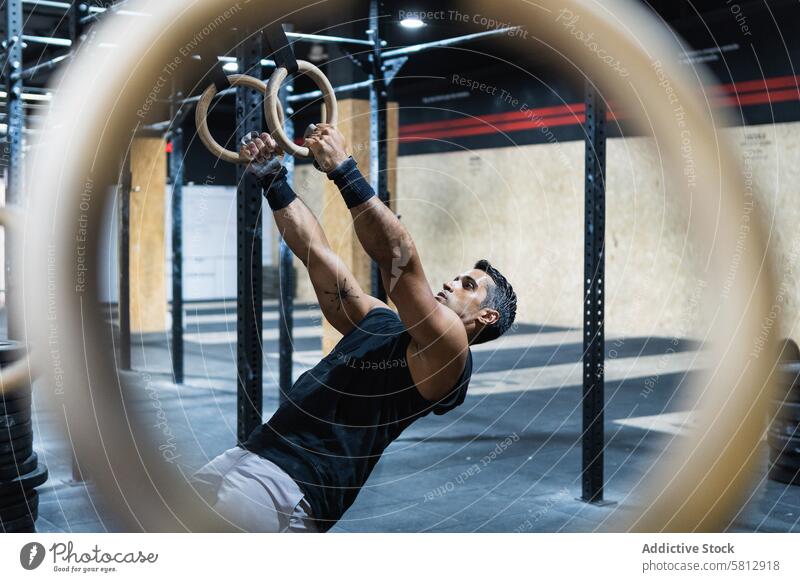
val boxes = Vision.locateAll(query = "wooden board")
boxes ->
[129,137,167,333]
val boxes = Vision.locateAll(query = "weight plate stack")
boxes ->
[767,430,800,487]
[769,447,800,470]
[0,464,48,498]
[1,382,32,414]
[0,409,32,430]
[0,452,38,481]
[0,340,26,366]
[769,463,800,486]
[0,490,38,524]
[0,514,35,533]
[0,394,31,416]
[0,342,42,532]
[0,460,45,532]
[0,420,32,442]
[0,432,33,461]
[0,451,45,532]
[768,433,800,455]
[776,362,800,403]
[767,368,800,486]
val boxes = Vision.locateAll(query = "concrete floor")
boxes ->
[9,300,799,533]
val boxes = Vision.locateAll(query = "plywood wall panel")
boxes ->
[129,136,167,333]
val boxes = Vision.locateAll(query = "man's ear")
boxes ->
[478,308,500,327]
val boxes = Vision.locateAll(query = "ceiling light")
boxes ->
[400,18,426,29]
[0,90,52,102]
[222,62,239,72]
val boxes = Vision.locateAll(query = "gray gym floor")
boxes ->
[10,301,799,533]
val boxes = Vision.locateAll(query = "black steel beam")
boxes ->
[277,54,294,406]
[118,157,132,370]
[68,0,84,44]
[235,30,264,443]
[4,0,23,339]
[369,0,389,301]
[581,81,608,505]
[169,128,184,384]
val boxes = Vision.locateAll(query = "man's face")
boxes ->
[435,268,494,321]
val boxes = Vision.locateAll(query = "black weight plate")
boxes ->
[0,421,32,443]
[0,409,32,429]
[0,452,38,481]
[769,463,800,486]
[767,433,800,455]
[0,514,35,533]
[769,447,800,470]
[0,487,35,505]
[770,422,800,438]
[0,486,36,507]
[779,365,800,399]
[770,400,800,420]
[0,432,32,456]
[0,490,38,521]
[0,444,34,467]
[0,340,27,367]
[0,395,31,415]
[0,464,47,497]
[0,384,32,399]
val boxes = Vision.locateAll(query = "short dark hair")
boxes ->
[472,259,516,345]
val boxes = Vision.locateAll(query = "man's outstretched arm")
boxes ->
[242,134,384,336]
[305,125,468,392]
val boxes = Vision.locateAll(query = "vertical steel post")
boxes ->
[169,128,184,384]
[68,0,84,44]
[4,0,23,339]
[118,158,132,370]
[277,61,294,405]
[236,31,264,442]
[369,0,389,301]
[581,81,608,505]
[65,0,86,483]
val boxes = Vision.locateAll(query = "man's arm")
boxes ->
[274,198,385,335]
[305,125,468,397]
[349,197,467,349]
[242,134,384,336]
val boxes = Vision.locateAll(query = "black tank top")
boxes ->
[242,307,473,532]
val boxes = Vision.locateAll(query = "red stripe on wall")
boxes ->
[400,103,585,134]
[709,74,800,96]
[400,113,588,143]
[399,89,797,142]
[397,74,800,142]
[715,87,800,107]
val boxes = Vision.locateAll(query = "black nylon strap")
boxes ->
[212,62,231,92]
[265,24,298,74]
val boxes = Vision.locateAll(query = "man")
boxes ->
[192,124,517,532]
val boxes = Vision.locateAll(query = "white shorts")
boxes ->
[191,446,316,533]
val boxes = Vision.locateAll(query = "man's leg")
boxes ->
[191,447,315,533]
[190,447,248,506]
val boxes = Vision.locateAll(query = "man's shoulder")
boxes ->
[407,337,471,402]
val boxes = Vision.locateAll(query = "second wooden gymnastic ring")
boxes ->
[195,73,284,164]
[264,60,338,159]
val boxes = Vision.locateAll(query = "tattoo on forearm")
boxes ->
[324,281,359,311]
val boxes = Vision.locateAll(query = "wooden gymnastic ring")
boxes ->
[195,73,284,164]
[0,207,32,398]
[265,60,338,159]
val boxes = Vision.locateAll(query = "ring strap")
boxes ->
[211,62,231,92]
[265,24,298,75]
